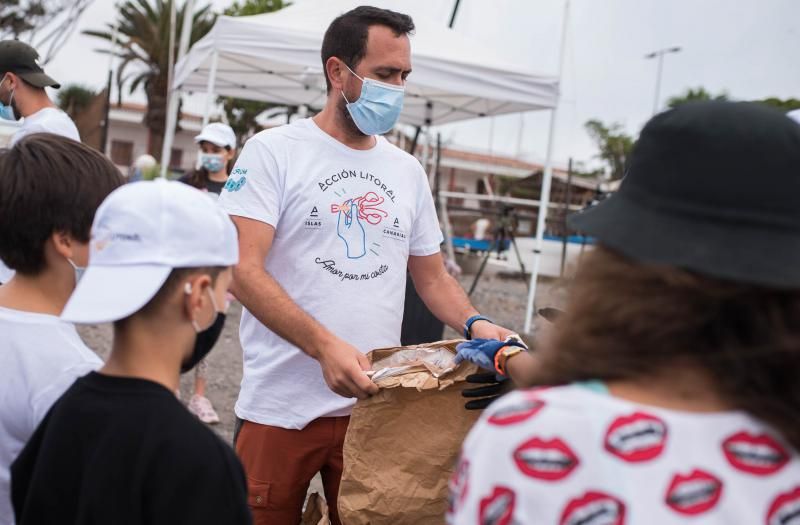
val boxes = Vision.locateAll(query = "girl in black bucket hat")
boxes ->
[449,101,800,525]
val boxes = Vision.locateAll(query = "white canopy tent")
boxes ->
[168,0,568,333]
[172,0,558,126]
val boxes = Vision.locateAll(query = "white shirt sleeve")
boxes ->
[29,359,100,425]
[408,163,443,256]
[217,136,284,228]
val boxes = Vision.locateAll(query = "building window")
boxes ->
[110,140,133,166]
[169,148,183,169]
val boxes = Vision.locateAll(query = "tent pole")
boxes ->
[160,0,196,178]
[523,0,570,334]
[409,126,421,155]
[202,50,219,128]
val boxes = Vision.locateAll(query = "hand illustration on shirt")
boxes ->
[337,201,367,259]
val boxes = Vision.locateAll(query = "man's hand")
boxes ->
[469,320,516,341]
[316,337,379,399]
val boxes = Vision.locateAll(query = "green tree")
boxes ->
[756,97,800,112]
[56,84,97,120]
[584,120,634,181]
[219,0,290,145]
[84,0,216,160]
[666,87,728,108]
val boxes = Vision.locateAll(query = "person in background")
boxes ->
[11,180,250,525]
[0,134,122,525]
[128,154,157,182]
[450,102,800,524]
[0,41,79,146]
[177,121,237,424]
[180,122,237,195]
[0,41,82,284]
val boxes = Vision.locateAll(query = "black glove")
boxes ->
[462,372,512,410]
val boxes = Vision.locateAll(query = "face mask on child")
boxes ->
[181,283,226,373]
[199,153,225,173]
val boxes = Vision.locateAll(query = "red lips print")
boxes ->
[766,486,800,525]
[559,491,626,525]
[513,437,579,481]
[722,431,789,476]
[479,486,516,525]
[604,411,667,463]
[488,396,545,426]
[448,457,469,513]
[665,469,723,516]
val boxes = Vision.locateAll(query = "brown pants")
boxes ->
[235,417,349,525]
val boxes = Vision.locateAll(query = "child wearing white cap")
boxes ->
[178,121,238,424]
[0,134,122,525]
[10,180,250,524]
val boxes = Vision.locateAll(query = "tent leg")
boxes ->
[523,108,557,334]
[522,0,569,334]
[202,50,219,128]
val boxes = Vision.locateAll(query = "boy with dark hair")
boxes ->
[10,179,251,524]
[0,134,122,525]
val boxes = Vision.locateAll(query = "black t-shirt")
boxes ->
[178,172,226,195]
[11,372,251,525]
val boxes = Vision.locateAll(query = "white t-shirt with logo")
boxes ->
[217,118,443,430]
[10,107,80,146]
[0,307,102,525]
[448,384,800,525]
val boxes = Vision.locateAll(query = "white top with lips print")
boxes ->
[217,118,443,430]
[448,384,800,525]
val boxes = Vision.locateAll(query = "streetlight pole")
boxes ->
[645,46,681,115]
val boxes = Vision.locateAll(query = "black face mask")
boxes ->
[181,312,226,373]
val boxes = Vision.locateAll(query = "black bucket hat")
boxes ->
[569,101,800,288]
[0,40,60,89]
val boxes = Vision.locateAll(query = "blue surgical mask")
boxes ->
[341,64,404,136]
[200,152,225,173]
[0,74,17,121]
[67,258,86,287]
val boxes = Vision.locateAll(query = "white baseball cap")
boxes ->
[787,109,800,125]
[194,122,237,149]
[62,179,238,324]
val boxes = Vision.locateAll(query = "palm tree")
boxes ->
[56,84,98,120]
[84,0,215,161]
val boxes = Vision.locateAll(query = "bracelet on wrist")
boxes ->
[463,314,493,340]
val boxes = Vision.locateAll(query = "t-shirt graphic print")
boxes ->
[217,118,442,430]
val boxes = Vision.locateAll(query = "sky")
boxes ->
[41,0,800,169]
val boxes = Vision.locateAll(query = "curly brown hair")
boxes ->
[535,245,800,451]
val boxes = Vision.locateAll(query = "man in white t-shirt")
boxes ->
[0,135,122,525]
[0,40,80,147]
[217,6,515,524]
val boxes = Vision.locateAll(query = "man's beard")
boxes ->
[337,92,367,139]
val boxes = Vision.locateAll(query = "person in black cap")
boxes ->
[449,101,800,524]
[0,40,79,147]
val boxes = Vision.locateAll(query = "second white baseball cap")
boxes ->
[194,122,237,149]
[62,179,238,324]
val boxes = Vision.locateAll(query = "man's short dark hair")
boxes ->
[0,134,123,275]
[321,6,414,93]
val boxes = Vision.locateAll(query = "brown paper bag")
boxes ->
[338,340,480,525]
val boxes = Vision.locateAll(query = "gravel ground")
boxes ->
[75,269,568,503]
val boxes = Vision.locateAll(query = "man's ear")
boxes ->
[326,57,347,92]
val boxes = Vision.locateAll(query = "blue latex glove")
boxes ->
[455,338,509,371]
